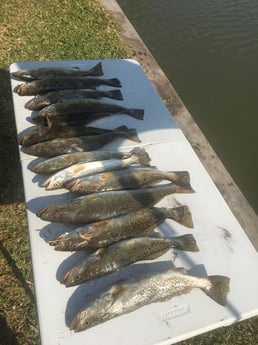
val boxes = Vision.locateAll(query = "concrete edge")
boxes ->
[99,0,258,251]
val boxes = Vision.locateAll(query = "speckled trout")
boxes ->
[25,88,123,111]
[44,147,151,190]
[19,125,117,147]
[25,125,140,157]
[32,150,133,175]
[12,62,103,81]
[37,182,194,223]
[70,267,230,332]
[49,206,194,251]
[67,167,191,194]
[14,76,121,96]
[61,236,198,287]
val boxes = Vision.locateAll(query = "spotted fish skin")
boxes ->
[61,237,174,287]
[68,167,191,194]
[37,183,194,223]
[12,62,103,81]
[32,150,132,175]
[44,147,151,190]
[25,88,123,110]
[25,126,140,157]
[50,206,194,251]
[14,76,121,96]
[70,267,230,332]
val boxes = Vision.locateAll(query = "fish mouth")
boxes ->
[36,207,47,218]
[60,267,78,287]
[65,179,78,190]
[42,178,51,189]
[18,136,25,145]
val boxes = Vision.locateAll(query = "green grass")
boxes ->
[0,1,257,344]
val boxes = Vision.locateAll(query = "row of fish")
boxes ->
[13,62,230,333]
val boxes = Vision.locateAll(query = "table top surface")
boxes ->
[10,59,258,345]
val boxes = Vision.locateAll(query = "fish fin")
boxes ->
[108,89,124,101]
[202,275,230,306]
[110,284,127,299]
[70,144,83,152]
[126,108,144,120]
[82,62,103,76]
[165,206,194,228]
[108,78,122,88]
[173,267,188,275]
[167,171,191,188]
[115,125,141,143]
[170,234,199,252]
[174,184,195,194]
[144,231,161,238]
[96,247,107,256]
[131,147,151,166]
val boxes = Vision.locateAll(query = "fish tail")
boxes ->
[108,89,124,100]
[82,62,103,76]
[165,205,194,228]
[170,234,199,252]
[107,78,122,88]
[115,125,141,143]
[126,108,144,120]
[202,275,230,306]
[166,171,191,187]
[173,184,195,194]
[131,147,151,166]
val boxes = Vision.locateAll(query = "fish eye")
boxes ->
[74,274,81,282]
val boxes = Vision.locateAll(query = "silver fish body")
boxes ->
[25,126,140,157]
[44,147,151,190]
[32,150,132,175]
[37,183,194,223]
[12,62,103,81]
[49,206,195,251]
[68,167,191,194]
[25,89,123,110]
[61,237,174,287]
[14,76,121,96]
[70,267,230,332]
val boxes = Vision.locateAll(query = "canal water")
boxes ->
[117,0,258,213]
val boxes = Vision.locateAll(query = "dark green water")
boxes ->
[118,0,258,213]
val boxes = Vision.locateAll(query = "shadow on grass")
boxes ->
[0,313,19,345]
[0,241,35,305]
[0,68,24,204]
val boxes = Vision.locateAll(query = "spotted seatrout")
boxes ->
[12,62,103,81]
[70,267,230,332]
[19,125,118,147]
[67,167,191,194]
[14,76,121,96]
[32,99,144,127]
[32,150,132,175]
[25,125,140,157]
[37,183,194,224]
[49,206,194,251]
[44,147,151,190]
[25,88,123,110]
[61,237,198,287]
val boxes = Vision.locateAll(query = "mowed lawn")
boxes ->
[0,1,257,345]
